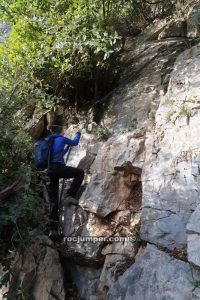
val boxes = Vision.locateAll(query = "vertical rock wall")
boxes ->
[2,3,200,299]
[141,46,200,252]
[61,10,200,298]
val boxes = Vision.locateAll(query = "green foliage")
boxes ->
[0,168,46,299]
[3,279,22,300]
[0,0,124,113]
[193,280,200,288]
[179,106,192,118]
[128,118,138,131]
[0,168,46,259]
[0,0,179,112]
[0,84,46,297]
[120,0,178,30]
[165,108,176,122]
[92,124,110,140]
[0,271,22,300]
[0,1,125,296]
[0,271,10,289]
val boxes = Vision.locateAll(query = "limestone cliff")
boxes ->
[2,2,200,300]
[64,6,200,298]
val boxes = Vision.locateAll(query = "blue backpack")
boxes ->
[34,135,56,170]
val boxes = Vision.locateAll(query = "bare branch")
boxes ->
[0,178,24,202]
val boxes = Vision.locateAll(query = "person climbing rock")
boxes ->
[47,124,84,239]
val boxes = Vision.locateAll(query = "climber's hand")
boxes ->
[77,129,82,134]
[77,117,91,133]
[77,128,85,134]
[77,122,86,133]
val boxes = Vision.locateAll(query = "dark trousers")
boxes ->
[48,163,84,228]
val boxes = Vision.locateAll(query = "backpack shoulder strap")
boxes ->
[47,135,60,169]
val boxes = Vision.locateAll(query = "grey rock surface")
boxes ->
[79,132,143,217]
[141,45,200,250]
[187,204,200,267]
[187,204,200,234]
[187,1,200,38]
[0,24,10,42]
[158,19,187,39]
[69,264,102,299]
[107,244,199,300]
[102,38,190,135]
[3,4,200,300]
[2,236,65,300]
[187,233,200,267]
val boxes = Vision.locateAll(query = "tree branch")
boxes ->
[0,178,24,202]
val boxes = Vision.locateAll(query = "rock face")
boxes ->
[3,4,200,300]
[158,19,187,39]
[107,244,199,300]
[27,110,55,140]
[79,132,143,217]
[187,1,200,38]
[60,204,141,264]
[0,24,10,42]
[141,46,200,251]
[187,204,200,267]
[102,38,190,135]
[1,236,65,300]
[58,9,200,299]
[69,264,102,299]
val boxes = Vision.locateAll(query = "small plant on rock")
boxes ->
[92,124,110,140]
[179,106,192,118]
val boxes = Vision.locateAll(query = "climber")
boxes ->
[47,124,84,238]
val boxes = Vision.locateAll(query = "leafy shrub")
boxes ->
[0,0,123,114]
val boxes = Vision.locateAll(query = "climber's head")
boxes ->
[47,125,66,136]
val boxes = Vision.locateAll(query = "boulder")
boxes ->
[137,19,168,42]
[158,19,187,39]
[63,126,101,171]
[187,233,200,267]
[107,244,200,300]
[27,116,45,140]
[60,206,116,266]
[26,109,55,140]
[1,236,65,300]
